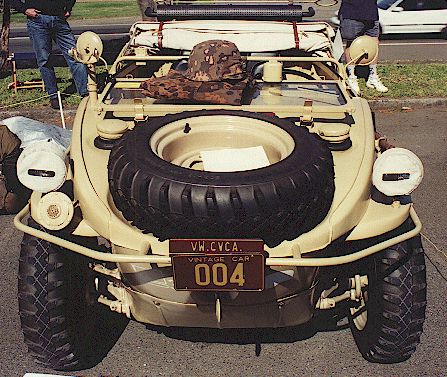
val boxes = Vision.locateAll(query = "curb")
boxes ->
[368,97,447,111]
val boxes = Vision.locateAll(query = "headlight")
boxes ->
[36,191,74,230]
[17,140,67,193]
[372,148,423,197]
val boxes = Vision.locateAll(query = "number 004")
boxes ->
[194,263,246,287]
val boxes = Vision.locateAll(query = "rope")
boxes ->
[422,232,447,261]
[0,93,52,110]
[421,232,447,282]
[0,92,83,110]
[0,91,86,129]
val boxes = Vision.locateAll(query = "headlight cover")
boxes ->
[372,148,423,197]
[17,140,67,193]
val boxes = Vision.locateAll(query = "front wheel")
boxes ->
[349,235,427,363]
[442,27,447,40]
[18,220,128,370]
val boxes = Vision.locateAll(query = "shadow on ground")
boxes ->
[145,307,350,346]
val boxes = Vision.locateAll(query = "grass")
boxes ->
[0,67,107,110]
[10,0,140,22]
[9,0,211,21]
[358,63,447,99]
[0,67,81,109]
[0,63,446,110]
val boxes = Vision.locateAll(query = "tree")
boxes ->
[0,0,11,75]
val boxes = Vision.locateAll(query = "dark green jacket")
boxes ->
[11,0,76,16]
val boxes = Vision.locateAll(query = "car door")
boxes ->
[419,0,447,33]
[385,0,447,33]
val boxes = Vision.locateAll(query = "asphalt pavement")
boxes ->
[0,106,446,377]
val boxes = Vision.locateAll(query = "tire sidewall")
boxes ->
[18,225,128,370]
[348,235,427,363]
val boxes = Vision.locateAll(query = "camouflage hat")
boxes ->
[141,70,252,106]
[184,40,246,82]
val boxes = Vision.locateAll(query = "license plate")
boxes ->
[170,239,265,291]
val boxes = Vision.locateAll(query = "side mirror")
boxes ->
[346,35,378,66]
[69,31,104,106]
[69,31,103,65]
[391,6,404,12]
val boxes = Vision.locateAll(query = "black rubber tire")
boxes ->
[18,220,128,371]
[349,235,427,363]
[442,27,447,40]
[108,110,334,247]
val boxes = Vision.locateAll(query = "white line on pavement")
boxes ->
[11,33,129,41]
[381,42,447,46]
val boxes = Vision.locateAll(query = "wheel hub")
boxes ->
[149,115,295,172]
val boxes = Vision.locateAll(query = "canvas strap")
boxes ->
[157,22,165,49]
[292,22,300,49]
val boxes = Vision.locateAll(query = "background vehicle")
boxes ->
[331,0,447,36]
[378,0,447,35]
[14,3,427,371]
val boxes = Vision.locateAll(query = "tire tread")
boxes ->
[108,111,335,247]
[352,237,427,363]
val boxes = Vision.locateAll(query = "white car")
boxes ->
[331,0,447,36]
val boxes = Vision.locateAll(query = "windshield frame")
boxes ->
[99,55,352,113]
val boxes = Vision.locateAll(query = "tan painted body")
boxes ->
[15,21,422,328]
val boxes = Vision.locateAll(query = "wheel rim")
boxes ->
[149,115,295,171]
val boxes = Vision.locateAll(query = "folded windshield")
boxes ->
[103,80,347,107]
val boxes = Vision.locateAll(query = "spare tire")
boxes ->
[108,110,334,247]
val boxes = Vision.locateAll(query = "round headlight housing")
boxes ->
[37,192,74,230]
[17,140,67,193]
[372,148,423,197]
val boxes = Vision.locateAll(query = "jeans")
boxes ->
[27,14,88,98]
[339,16,380,41]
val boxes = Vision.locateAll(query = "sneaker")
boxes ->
[50,97,60,109]
[366,76,389,93]
[347,75,360,95]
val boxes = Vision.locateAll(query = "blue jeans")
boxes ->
[27,14,88,98]
[339,16,380,42]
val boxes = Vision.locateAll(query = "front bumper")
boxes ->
[14,204,421,267]
[15,204,422,328]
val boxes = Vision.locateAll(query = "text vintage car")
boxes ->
[14,2,426,371]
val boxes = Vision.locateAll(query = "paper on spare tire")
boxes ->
[201,146,270,172]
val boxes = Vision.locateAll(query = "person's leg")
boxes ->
[339,16,364,94]
[26,15,58,99]
[365,21,388,93]
[53,17,88,96]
